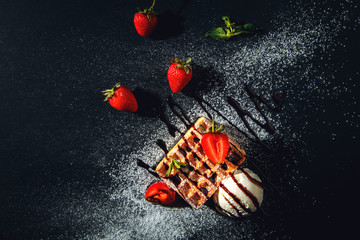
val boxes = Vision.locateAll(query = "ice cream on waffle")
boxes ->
[156,117,246,209]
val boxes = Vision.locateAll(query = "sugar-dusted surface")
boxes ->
[0,0,359,239]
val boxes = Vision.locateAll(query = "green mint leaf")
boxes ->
[243,23,255,31]
[235,25,244,32]
[169,157,188,170]
[222,16,230,27]
[222,16,235,29]
[172,158,181,169]
[225,28,231,36]
[205,27,231,40]
[233,30,245,36]
[178,162,188,168]
[165,161,173,176]
[222,16,229,21]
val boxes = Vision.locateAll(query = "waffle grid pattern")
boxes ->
[156,117,246,209]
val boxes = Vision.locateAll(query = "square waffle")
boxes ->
[156,117,246,209]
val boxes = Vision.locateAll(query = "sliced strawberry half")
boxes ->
[201,119,229,164]
[145,181,175,205]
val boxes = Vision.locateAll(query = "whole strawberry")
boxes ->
[201,118,229,164]
[101,83,138,112]
[167,57,193,93]
[134,0,158,37]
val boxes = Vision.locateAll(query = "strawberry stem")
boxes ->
[149,0,156,11]
[101,83,121,102]
[138,0,156,21]
[211,118,215,133]
[171,57,192,74]
[208,118,225,133]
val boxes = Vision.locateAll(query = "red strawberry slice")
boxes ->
[201,132,229,164]
[200,119,229,164]
[134,0,158,37]
[101,83,138,112]
[145,181,175,205]
[167,57,193,93]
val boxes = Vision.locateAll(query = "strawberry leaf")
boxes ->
[101,83,121,102]
[216,124,225,132]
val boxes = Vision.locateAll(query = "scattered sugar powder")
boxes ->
[72,1,358,239]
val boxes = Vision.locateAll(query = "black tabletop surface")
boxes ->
[1,0,359,239]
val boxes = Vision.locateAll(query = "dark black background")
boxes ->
[0,0,359,239]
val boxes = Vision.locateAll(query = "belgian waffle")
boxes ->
[156,117,246,209]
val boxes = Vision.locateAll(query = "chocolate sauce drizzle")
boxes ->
[167,96,192,129]
[226,96,271,149]
[220,183,252,214]
[156,85,287,154]
[156,139,169,155]
[158,111,180,137]
[244,85,287,112]
[231,175,260,209]
[238,168,263,190]
[193,92,252,140]
[226,85,287,150]
[136,158,159,179]
[141,85,287,211]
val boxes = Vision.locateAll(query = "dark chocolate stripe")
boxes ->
[220,183,252,214]
[167,96,192,129]
[156,139,168,154]
[227,96,271,150]
[222,194,242,216]
[229,142,244,155]
[239,168,263,189]
[218,204,235,217]
[231,175,260,209]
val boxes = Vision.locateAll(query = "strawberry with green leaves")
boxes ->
[201,119,229,164]
[134,0,158,37]
[167,57,193,93]
[101,83,138,112]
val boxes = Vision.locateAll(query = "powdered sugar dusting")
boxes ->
[22,1,357,239]
[82,1,359,239]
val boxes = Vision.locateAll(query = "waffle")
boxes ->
[156,117,246,209]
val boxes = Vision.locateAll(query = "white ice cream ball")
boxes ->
[213,168,263,217]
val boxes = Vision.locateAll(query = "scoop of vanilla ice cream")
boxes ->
[213,168,263,217]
